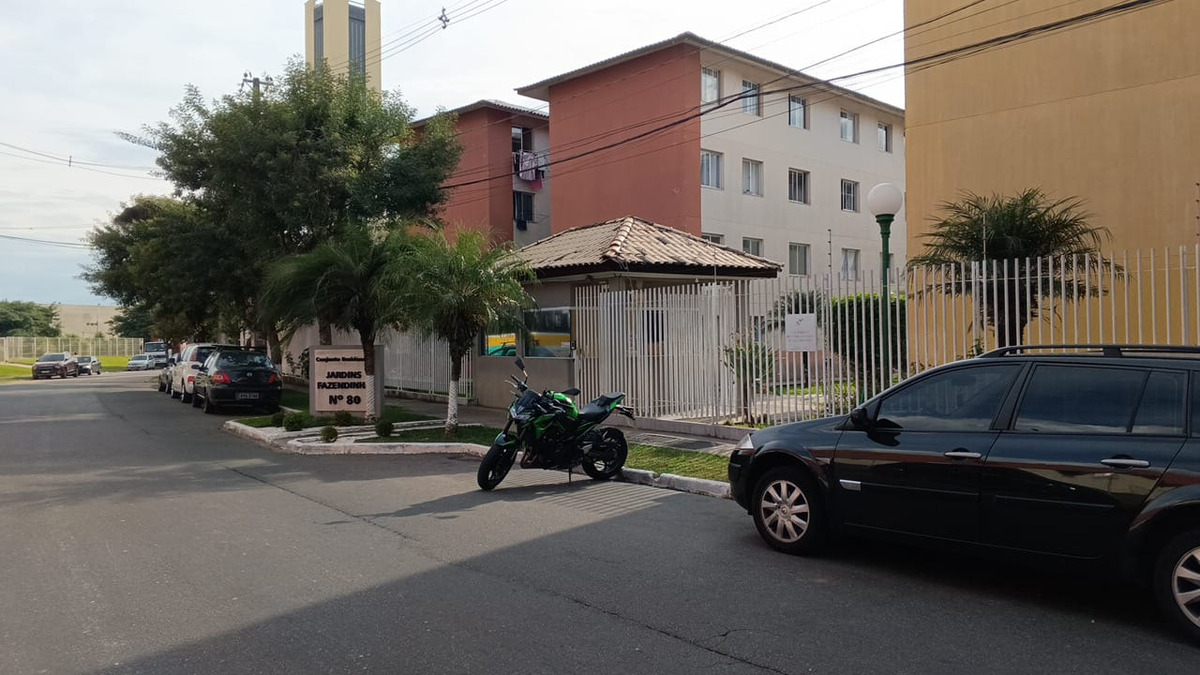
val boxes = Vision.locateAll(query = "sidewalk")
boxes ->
[389,396,738,457]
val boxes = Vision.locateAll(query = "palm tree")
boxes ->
[261,224,418,420]
[408,230,533,434]
[909,188,1119,348]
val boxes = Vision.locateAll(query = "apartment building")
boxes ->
[905,0,1200,253]
[304,0,382,92]
[517,32,906,278]
[414,100,551,247]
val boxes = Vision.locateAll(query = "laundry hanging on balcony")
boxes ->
[518,151,539,181]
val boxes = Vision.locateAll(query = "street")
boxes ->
[1,374,1197,674]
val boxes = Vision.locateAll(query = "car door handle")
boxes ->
[943,450,982,460]
[1100,458,1150,469]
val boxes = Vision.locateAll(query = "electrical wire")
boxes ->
[0,233,90,249]
[0,149,164,181]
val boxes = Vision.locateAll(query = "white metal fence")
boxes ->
[1,336,144,362]
[382,330,473,399]
[574,247,1200,427]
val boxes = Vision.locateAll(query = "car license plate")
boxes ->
[236,392,260,400]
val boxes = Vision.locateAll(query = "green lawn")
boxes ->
[358,425,728,481]
[280,389,309,410]
[99,356,130,370]
[0,364,31,380]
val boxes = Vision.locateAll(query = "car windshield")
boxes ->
[131,355,148,361]
[37,354,65,362]
[78,357,93,363]
[216,352,274,369]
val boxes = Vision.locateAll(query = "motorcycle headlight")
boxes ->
[735,434,756,456]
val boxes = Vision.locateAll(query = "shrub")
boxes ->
[283,412,307,432]
[320,425,339,443]
[375,420,394,438]
[271,411,286,427]
[332,411,354,427]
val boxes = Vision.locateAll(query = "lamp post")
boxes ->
[867,182,904,390]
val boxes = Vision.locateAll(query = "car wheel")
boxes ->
[169,380,180,399]
[191,389,203,408]
[1154,528,1200,644]
[202,392,218,414]
[157,378,167,392]
[180,386,192,404]
[751,465,828,556]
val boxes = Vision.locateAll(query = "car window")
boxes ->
[216,351,273,369]
[1131,371,1187,435]
[195,348,215,363]
[874,364,1021,432]
[38,354,65,362]
[1015,365,1146,434]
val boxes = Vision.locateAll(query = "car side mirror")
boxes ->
[562,388,580,396]
[849,407,873,429]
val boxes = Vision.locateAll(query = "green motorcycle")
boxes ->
[477,358,635,491]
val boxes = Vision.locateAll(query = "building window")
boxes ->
[700,150,723,189]
[701,67,720,104]
[841,248,861,279]
[348,3,367,79]
[840,179,859,212]
[743,237,763,257]
[789,243,810,276]
[701,233,724,245]
[741,80,761,116]
[878,123,892,152]
[523,308,572,358]
[513,191,534,229]
[742,159,763,196]
[512,126,533,153]
[840,110,858,143]
[788,168,810,204]
[788,96,808,129]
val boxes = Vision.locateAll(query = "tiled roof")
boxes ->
[516,32,903,118]
[412,99,547,127]
[518,216,781,278]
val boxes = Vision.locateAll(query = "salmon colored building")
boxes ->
[413,100,551,248]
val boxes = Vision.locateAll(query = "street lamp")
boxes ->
[868,182,904,389]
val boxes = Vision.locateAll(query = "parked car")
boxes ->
[191,348,281,414]
[728,344,1200,644]
[76,356,101,375]
[126,354,153,371]
[170,343,240,403]
[157,356,177,392]
[32,352,78,379]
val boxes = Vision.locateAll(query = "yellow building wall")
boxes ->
[304,0,382,93]
[904,0,1200,255]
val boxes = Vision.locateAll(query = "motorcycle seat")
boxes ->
[579,392,624,421]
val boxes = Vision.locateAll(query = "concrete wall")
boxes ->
[699,54,907,276]
[56,305,122,337]
[904,0,1200,254]
[304,0,382,92]
[546,44,702,234]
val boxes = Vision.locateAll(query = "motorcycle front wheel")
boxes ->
[477,442,518,491]
[582,427,628,481]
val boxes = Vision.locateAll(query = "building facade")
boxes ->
[517,33,907,278]
[904,0,1200,254]
[415,100,551,247]
[304,0,382,92]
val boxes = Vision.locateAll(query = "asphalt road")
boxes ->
[1,373,1198,674]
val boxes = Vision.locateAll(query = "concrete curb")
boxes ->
[222,422,731,500]
[617,468,731,499]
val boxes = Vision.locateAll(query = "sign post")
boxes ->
[309,346,384,418]
[784,313,818,352]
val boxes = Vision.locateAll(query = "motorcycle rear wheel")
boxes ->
[582,428,628,481]
[477,442,518,491]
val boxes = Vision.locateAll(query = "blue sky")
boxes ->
[0,0,904,305]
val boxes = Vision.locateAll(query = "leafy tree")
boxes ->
[109,304,156,338]
[0,301,61,337]
[407,230,533,434]
[909,189,1117,347]
[261,225,419,420]
[139,61,460,355]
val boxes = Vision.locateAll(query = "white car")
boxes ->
[171,343,236,403]
[127,354,153,371]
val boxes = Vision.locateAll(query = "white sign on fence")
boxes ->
[784,313,818,352]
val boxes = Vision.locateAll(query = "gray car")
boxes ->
[76,356,101,375]
[126,354,153,371]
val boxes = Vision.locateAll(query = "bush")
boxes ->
[375,420,394,438]
[332,411,354,427]
[320,425,339,443]
[283,412,307,432]
[270,411,286,427]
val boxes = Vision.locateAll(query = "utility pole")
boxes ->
[239,71,274,98]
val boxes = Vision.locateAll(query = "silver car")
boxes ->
[126,354,153,371]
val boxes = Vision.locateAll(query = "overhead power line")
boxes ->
[0,233,91,249]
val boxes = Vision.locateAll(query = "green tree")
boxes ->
[909,189,1118,347]
[109,304,156,338]
[408,230,533,434]
[0,301,61,337]
[261,225,419,420]
[140,61,460,356]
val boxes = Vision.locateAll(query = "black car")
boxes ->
[728,344,1200,644]
[191,348,281,414]
[32,352,78,379]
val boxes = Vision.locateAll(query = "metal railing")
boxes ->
[0,336,144,362]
